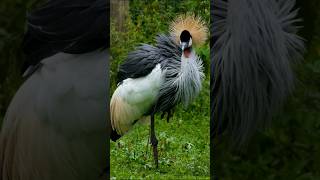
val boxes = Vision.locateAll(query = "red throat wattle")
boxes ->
[184,48,191,58]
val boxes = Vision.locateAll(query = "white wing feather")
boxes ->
[111,64,164,135]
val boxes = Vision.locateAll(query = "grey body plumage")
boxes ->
[117,34,204,116]
[211,0,305,145]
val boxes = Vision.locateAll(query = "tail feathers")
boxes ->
[212,0,304,146]
[110,95,131,135]
[110,90,152,139]
[110,93,143,136]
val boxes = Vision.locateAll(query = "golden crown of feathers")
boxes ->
[170,14,208,46]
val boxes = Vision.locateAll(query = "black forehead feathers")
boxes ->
[180,30,192,42]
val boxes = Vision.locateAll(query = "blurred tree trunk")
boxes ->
[110,0,129,32]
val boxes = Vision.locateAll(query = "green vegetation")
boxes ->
[110,0,210,179]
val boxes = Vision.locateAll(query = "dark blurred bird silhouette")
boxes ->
[0,0,109,179]
[110,14,208,167]
[211,0,304,145]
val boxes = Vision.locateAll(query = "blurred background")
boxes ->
[110,0,210,179]
[215,1,320,179]
[0,1,35,121]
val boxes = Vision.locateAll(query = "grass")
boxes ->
[110,79,210,179]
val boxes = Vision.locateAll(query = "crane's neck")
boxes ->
[174,49,204,106]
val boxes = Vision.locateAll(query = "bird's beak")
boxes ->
[180,42,188,51]
[181,42,192,58]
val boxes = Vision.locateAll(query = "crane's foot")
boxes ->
[150,135,159,168]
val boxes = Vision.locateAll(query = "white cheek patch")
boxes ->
[188,38,192,47]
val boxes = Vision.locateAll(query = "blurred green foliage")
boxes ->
[0,1,26,117]
[0,0,42,119]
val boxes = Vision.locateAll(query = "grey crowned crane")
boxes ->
[211,0,305,146]
[110,15,208,167]
[0,0,109,179]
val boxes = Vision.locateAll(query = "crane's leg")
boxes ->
[150,114,159,168]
